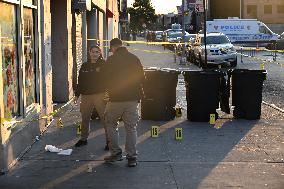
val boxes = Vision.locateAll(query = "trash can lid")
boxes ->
[144,67,180,75]
[182,70,223,76]
[228,69,267,75]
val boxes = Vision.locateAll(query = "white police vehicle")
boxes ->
[206,18,279,44]
[192,33,237,67]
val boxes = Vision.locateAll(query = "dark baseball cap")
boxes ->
[110,38,122,47]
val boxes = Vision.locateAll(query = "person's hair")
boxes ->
[110,38,122,48]
[88,45,103,61]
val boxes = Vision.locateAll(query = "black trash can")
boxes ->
[141,68,179,121]
[183,70,224,122]
[228,69,267,120]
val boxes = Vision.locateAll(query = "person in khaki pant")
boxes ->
[74,45,109,149]
[104,38,145,167]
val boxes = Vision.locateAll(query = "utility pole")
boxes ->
[240,0,242,18]
[181,0,186,64]
[203,0,207,68]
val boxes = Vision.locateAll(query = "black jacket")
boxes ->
[105,47,145,102]
[75,58,106,96]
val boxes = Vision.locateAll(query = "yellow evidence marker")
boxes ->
[175,128,183,140]
[57,118,63,128]
[209,114,216,125]
[77,123,82,135]
[261,63,265,70]
[151,126,159,137]
[175,107,182,117]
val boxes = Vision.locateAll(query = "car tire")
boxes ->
[230,58,237,67]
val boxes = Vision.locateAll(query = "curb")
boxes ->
[262,101,284,114]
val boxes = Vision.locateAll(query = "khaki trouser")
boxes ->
[80,93,108,142]
[104,101,139,158]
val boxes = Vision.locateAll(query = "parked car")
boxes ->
[165,29,183,37]
[155,31,164,42]
[266,32,284,50]
[192,32,237,68]
[166,31,190,49]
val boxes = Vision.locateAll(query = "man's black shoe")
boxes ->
[75,140,88,147]
[127,157,137,167]
[104,143,109,151]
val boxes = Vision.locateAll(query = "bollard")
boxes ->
[241,47,243,63]
[273,41,277,61]
[261,63,265,70]
[174,46,177,63]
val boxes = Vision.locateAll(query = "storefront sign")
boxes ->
[72,0,91,12]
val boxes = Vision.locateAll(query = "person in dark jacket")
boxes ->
[146,32,151,43]
[74,45,109,149]
[103,38,145,167]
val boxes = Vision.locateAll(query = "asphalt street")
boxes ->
[237,50,284,109]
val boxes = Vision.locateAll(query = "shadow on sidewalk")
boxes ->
[0,103,258,189]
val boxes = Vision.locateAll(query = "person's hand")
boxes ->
[74,96,79,105]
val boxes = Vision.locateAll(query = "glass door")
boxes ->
[23,7,35,107]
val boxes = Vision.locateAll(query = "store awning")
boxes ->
[106,8,114,18]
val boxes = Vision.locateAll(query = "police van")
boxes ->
[206,18,279,43]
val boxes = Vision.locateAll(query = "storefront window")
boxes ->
[23,8,36,107]
[0,2,19,119]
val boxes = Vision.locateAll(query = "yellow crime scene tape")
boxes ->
[95,38,283,67]
[90,38,284,52]
[237,52,284,67]
[236,46,284,53]
[100,45,176,55]
[88,38,188,45]
[129,47,175,54]
[0,97,74,127]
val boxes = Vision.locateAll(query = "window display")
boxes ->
[0,2,19,119]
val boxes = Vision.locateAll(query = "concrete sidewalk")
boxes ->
[0,42,283,189]
[0,103,283,189]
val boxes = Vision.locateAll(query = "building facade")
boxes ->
[208,0,240,19]
[0,0,119,173]
[208,0,284,34]
[243,0,284,33]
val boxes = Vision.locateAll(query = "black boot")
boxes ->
[75,139,88,147]
[104,143,109,151]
